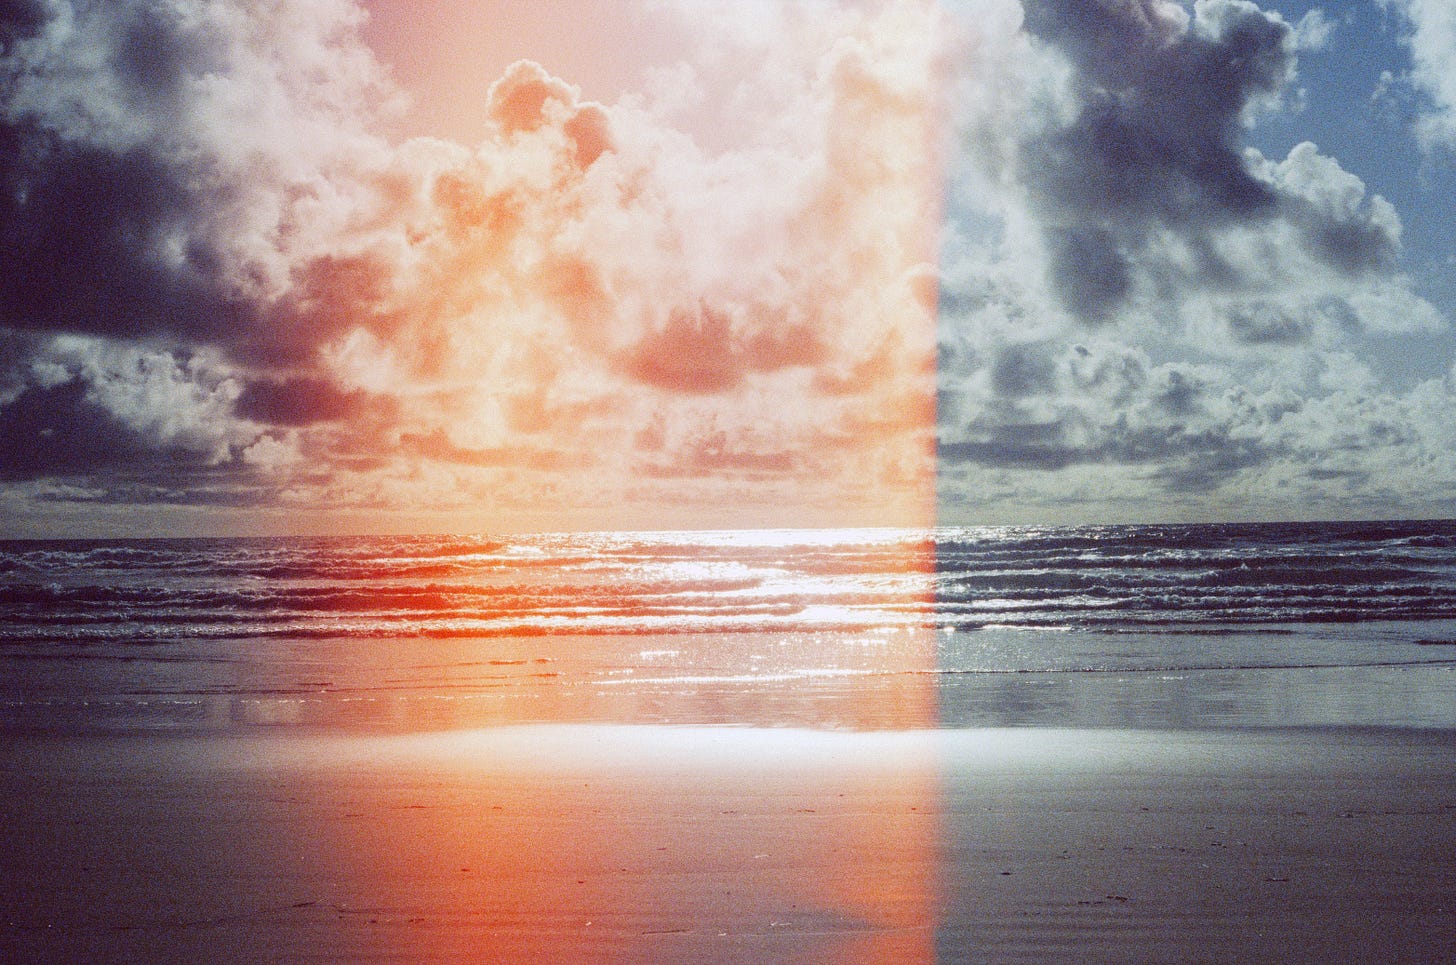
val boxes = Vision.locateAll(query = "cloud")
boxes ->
[938,331,1456,521]
[485,59,615,170]
[0,338,242,482]
[1292,10,1334,51]
[1383,0,1456,152]
[5,0,1449,532]
[1008,0,1413,327]
[308,1,941,526]
[233,377,390,427]
[939,335,1287,483]
[0,0,943,531]
[0,0,395,358]
[0,0,408,517]
[936,0,1454,521]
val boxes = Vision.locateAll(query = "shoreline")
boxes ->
[6,657,1455,735]
[3,724,1454,963]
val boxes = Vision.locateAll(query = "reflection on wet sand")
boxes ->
[213,622,944,961]
[1,727,941,963]
[7,726,1456,962]
[3,626,942,733]
[277,727,941,962]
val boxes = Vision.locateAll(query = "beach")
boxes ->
[4,724,1454,963]
[3,527,1456,961]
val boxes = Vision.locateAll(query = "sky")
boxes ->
[0,0,1452,537]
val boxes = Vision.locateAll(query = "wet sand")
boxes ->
[2,725,1454,963]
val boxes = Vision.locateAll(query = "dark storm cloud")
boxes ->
[1303,466,1369,483]
[0,0,46,52]
[1043,227,1133,323]
[1148,430,1274,492]
[988,341,1059,397]
[0,328,41,397]
[1280,190,1399,276]
[1024,0,1286,220]
[1017,0,1397,324]
[234,377,394,426]
[1,4,198,336]
[0,0,394,361]
[935,1,1437,514]
[1226,301,1311,344]
[112,0,219,103]
[0,379,209,481]
[0,0,410,512]
[1156,368,1201,416]
[940,420,1090,471]
[0,120,261,344]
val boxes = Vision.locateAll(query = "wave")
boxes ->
[3,521,1456,646]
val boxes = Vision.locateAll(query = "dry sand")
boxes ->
[2,726,1454,963]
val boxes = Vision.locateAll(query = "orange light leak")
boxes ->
[254,565,942,959]
[238,728,941,962]
[286,0,943,958]
[296,0,946,535]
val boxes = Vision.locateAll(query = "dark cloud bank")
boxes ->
[1021,0,1395,324]
[0,0,385,508]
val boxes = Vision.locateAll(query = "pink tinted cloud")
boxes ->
[0,0,943,532]
[322,4,942,528]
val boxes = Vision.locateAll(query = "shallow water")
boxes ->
[3,522,1454,732]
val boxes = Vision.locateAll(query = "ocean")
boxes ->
[3,520,1455,733]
